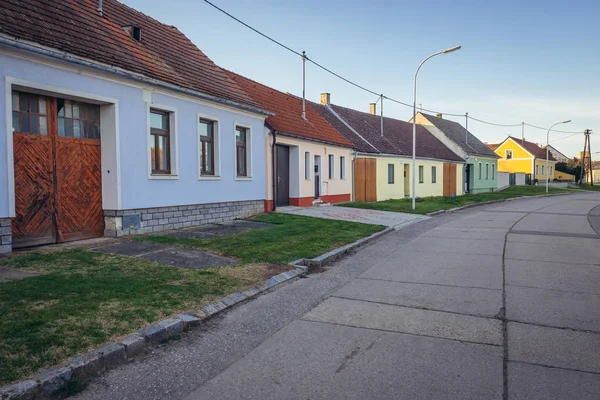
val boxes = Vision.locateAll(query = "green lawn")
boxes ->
[135,213,384,264]
[0,250,280,385]
[577,184,600,191]
[339,186,574,215]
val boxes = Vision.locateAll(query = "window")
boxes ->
[536,165,539,175]
[235,126,248,177]
[479,163,482,179]
[486,164,489,179]
[199,119,215,175]
[550,166,553,176]
[12,91,48,136]
[340,156,346,179]
[150,109,170,174]
[506,150,513,159]
[328,154,334,179]
[305,152,311,179]
[388,164,395,184]
[419,165,424,183]
[431,166,437,183]
[491,164,495,179]
[58,99,101,139]
[541,165,545,176]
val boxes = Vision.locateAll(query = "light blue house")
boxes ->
[0,0,270,254]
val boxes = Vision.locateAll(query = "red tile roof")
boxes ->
[0,0,262,111]
[487,144,500,151]
[507,136,556,161]
[225,71,352,147]
[317,103,463,162]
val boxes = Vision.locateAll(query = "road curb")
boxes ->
[0,265,307,400]
[290,227,394,268]
[425,192,573,216]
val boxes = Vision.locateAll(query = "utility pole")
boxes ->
[581,129,593,185]
[465,112,469,145]
[301,50,306,119]
[521,122,525,146]
[380,94,384,137]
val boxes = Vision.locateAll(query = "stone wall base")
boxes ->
[103,199,264,237]
[0,218,11,255]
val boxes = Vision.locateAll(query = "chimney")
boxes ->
[97,0,103,16]
[320,93,330,105]
[369,103,377,115]
[436,113,443,119]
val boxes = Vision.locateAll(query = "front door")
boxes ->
[11,91,104,248]
[465,164,471,193]
[314,155,321,199]
[275,145,290,207]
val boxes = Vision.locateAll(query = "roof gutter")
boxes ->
[355,151,464,164]
[0,36,273,117]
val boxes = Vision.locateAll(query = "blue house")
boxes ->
[0,0,270,254]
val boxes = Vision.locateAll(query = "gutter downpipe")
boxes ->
[0,36,271,117]
[271,130,277,211]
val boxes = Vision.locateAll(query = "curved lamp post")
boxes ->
[412,46,461,209]
[546,120,571,193]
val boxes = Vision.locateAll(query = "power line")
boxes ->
[203,0,591,136]
[550,132,581,143]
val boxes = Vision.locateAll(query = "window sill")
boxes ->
[235,176,253,181]
[198,175,221,181]
[149,174,179,180]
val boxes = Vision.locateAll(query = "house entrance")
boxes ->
[275,145,290,207]
[11,91,104,248]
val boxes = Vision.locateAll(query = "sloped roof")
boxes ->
[224,71,352,147]
[0,0,262,111]
[318,103,463,162]
[419,113,499,158]
[487,144,500,151]
[507,136,556,161]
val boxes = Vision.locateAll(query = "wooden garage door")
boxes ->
[354,158,377,202]
[443,163,457,197]
[12,92,104,248]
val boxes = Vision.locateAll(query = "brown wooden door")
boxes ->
[353,158,377,202]
[443,163,457,196]
[12,92,103,248]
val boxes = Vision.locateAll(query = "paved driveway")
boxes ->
[276,205,428,229]
[76,192,600,400]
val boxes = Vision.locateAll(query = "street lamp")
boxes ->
[412,46,461,209]
[546,120,571,193]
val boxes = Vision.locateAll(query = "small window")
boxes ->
[235,126,248,177]
[199,119,215,175]
[550,166,552,176]
[388,164,395,184]
[479,163,482,179]
[150,109,170,174]
[305,152,311,179]
[419,165,424,183]
[431,166,437,183]
[340,156,346,180]
[491,164,495,179]
[541,165,545,176]
[506,150,513,159]
[486,164,489,180]
[328,154,334,179]
[12,91,48,136]
[536,165,539,175]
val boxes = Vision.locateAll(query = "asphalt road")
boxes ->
[75,192,600,400]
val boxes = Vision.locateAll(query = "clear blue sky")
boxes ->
[125,0,598,158]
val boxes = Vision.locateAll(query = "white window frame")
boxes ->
[541,165,545,176]
[479,163,482,179]
[388,163,395,184]
[147,103,178,180]
[506,149,513,159]
[233,122,252,180]
[418,165,424,183]
[197,113,221,180]
[536,165,539,175]
[305,151,311,180]
[431,166,436,183]
[486,163,489,180]
[491,164,495,179]
[340,156,346,180]
[328,154,335,179]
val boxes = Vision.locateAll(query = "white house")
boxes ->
[0,0,271,254]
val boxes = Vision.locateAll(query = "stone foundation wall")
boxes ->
[104,199,264,237]
[0,218,11,255]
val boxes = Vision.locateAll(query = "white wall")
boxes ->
[498,172,510,189]
[516,173,526,186]
[0,50,267,216]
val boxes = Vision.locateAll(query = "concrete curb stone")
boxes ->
[0,228,388,398]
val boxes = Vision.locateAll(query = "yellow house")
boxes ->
[313,96,464,201]
[489,137,557,182]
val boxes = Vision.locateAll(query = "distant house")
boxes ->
[313,94,464,201]
[415,113,500,193]
[0,0,271,254]
[544,144,570,163]
[490,137,557,183]
[225,74,353,209]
